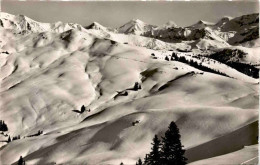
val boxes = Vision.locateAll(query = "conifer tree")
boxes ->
[161,122,187,165]
[146,135,162,165]
[81,105,85,113]
[136,158,143,165]
[134,82,140,91]
[7,136,11,143]
[144,154,149,164]
[18,156,25,165]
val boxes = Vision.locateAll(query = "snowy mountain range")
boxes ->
[0,12,259,165]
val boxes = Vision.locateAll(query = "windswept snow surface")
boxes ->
[0,12,259,165]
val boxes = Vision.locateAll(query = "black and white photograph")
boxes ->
[0,0,259,164]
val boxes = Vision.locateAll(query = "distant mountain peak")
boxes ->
[0,12,258,47]
[85,22,107,31]
[197,20,214,25]
[15,14,26,19]
[188,20,214,29]
[222,16,233,20]
[121,19,146,28]
[118,19,157,34]
[163,20,178,28]
[130,19,144,23]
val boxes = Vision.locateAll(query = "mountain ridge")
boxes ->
[1,12,258,47]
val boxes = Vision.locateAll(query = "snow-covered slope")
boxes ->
[190,145,258,165]
[0,12,259,165]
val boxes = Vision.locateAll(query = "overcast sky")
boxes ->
[1,1,259,28]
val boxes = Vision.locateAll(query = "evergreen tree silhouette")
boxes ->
[0,120,8,131]
[161,122,187,165]
[136,158,143,165]
[144,154,149,164]
[7,136,11,143]
[18,156,25,165]
[81,105,85,113]
[134,82,141,91]
[146,135,162,165]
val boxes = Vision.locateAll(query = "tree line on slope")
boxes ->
[209,49,259,78]
[170,53,229,77]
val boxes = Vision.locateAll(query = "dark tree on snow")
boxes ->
[146,135,162,165]
[160,122,187,165]
[7,136,11,143]
[0,120,8,131]
[81,105,86,113]
[134,82,141,91]
[144,154,149,164]
[136,158,143,165]
[18,156,25,165]
[37,130,43,135]
[137,121,187,165]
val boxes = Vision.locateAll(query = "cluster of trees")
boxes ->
[114,82,142,100]
[6,135,21,143]
[171,53,229,77]
[0,120,8,131]
[136,121,187,165]
[1,51,9,54]
[134,82,142,91]
[12,135,21,141]
[226,62,259,78]
[37,130,43,136]
[27,130,43,137]
[7,130,43,143]
[132,120,140,126]
[210,49,259,78]
[80,105,91,113]
[151,53,158,59]
[119,91,128,96]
